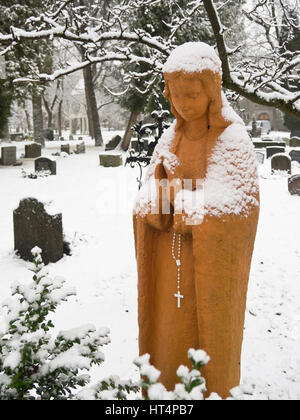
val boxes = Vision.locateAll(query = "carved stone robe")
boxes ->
[133,102,260,399]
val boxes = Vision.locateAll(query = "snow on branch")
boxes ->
[203,0,300,119]
[0,0,299,119]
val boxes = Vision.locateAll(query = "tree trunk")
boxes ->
[32,92,44,145]
[25,109,32,133]
[121,109,139,151]
[82,65,103,146]
[58,99,63,136]
[42,96,53,128]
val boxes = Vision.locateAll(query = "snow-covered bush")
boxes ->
[132,349,218,400]
[0,247,112,400]
[0,247,218,400]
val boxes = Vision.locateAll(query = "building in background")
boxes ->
[238,97,288,132]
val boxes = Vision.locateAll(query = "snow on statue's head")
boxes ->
[163,42,229,130]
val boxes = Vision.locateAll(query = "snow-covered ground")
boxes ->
[0,131,300,400]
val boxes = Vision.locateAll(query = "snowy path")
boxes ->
[0,139,300,399]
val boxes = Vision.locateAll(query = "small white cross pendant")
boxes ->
[174,291,184,308]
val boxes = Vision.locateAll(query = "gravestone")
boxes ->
[0,146,17,165]
[105,135,122,151]
[266,146,285,159]
[75,142,86,154]
[290,137,300,148]
[271,154,291,174]
[42,128,54,141]
[13,198,63,265]
[35,157,57,175]
[61,144,70,154]
[11,133,24,142]
[25,143,42,159]
[253,140,286,149]
[288,175,300,196]
[289,149,300,164]
[130,139,149,152]
[99,153,123,167]
[255,151,265,165]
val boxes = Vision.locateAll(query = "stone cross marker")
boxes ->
[288,175,300,196]
[289,149,300,164]
[35,157,57,175]
[13,198,64,265]
[0,146,17,165]
[255,151,265,165]
[266,146,285,159]
[271,154,291,174]
[25,143,42,159]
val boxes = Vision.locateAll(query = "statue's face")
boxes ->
[168,75,210,122]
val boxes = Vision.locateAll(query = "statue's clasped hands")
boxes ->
[154,156,193,236]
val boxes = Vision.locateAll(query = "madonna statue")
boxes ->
[133,42,260,399]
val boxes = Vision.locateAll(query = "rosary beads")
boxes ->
[172,232,184,308]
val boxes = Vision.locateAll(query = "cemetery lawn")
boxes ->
[0,133,300,400]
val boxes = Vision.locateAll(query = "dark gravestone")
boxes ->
[266,146,285,159]
[105,135,122,151]
[255,151,265,165]
[271,154,291,174]
[25,143,42,159]
[61,144,70,154]
[75,142,86,154]
[289,150,300,163]
[13,198,63,265]
[42,128,54,141]
[290,137,300,148]
[10,133,24,142]
[99,153,123,167]
[0,146,17,165]
[253,140,285,149]
[288,175,300,196]
[130,139,149,152]
[35,157,57,175]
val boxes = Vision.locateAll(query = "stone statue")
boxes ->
[133,42,260,399]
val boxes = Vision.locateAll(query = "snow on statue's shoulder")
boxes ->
[162,42,222,75]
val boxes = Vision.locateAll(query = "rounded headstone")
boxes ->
[271,153,291,174]
[288,175,300,196]
[35,157,57,175]
[13,198,63,265]
[289,149,300,163]
[290,137,300,148]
